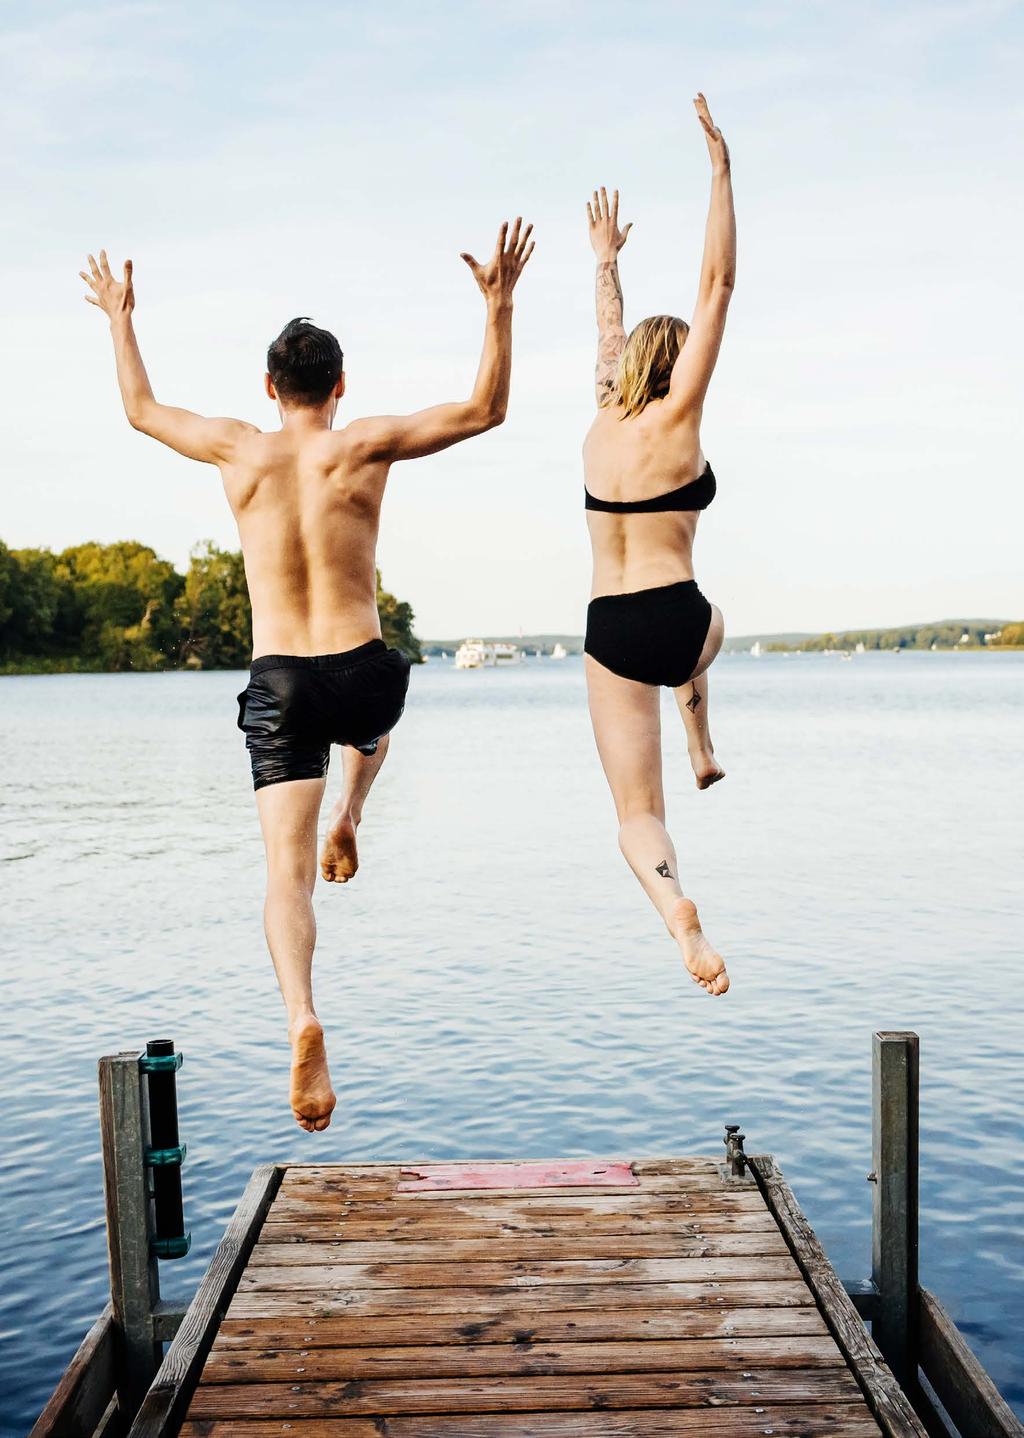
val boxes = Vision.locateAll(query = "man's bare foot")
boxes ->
[289,1017,337,1131]
[671,898,730,995]
[690,748,726,791]
[320,812,358,883]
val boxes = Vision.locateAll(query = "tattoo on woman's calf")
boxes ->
[656,859,674,879]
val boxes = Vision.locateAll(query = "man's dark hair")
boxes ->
[266,317,344,406]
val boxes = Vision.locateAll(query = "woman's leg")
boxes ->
[676,603,726,789]
[586,655,729,994]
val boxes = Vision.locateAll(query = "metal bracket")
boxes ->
[843,1276,881,1321]
[720,1124,752,1182]
[144,1142,187,1168]
[139,1051,183,1074]
[151,1232,192,1260]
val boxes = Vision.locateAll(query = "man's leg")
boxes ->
[321,736,390,883]
[255,776,337,1131]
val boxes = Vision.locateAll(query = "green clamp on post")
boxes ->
[139,1051,183,1074]
[151,1232,192,1260]
[145,1142,187,1167]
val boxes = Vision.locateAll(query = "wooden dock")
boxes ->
[173,1156,908,1437]
[33,1035,1024,1438]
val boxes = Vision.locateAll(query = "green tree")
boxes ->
[0,548,70,659]
[998,622,1024,647]
[377,569,423,663]
[0,536,423,671]
[175,542,252,668]
[55,542,182,670]
[0,542,14,636]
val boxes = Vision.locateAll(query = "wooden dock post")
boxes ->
[871,1029,920,1387]
[98,1050,162,1413]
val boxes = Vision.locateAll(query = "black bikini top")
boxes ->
[585,461,716,514]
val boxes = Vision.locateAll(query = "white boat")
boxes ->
[454,640,494,669]
[493,642,522,665]
[550,643,568,660]
[855,642,866,654]
[750,641,762,657]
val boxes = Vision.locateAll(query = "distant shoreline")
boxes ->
[4,648,1023,678]
[4,618,1022,676]
[420,618,1021,659]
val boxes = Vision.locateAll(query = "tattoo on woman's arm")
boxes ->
[596,261,624,328]
[595,261,626,403]
[656,859,674,879]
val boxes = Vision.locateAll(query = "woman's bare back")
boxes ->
[584,401,707,598]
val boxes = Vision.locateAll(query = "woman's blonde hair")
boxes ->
[613,315,690,419]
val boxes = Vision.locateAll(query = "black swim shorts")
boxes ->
[236,639,411,791]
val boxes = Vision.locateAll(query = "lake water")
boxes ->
[1,652,1022,1432]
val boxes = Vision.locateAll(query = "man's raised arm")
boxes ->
[587,187,632,407]
[81,251,254,464]
[352,219,535,463]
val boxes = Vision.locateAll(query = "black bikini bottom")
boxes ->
[237,639,411,791]
[585,580,714,687]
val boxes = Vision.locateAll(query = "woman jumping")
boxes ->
[583,94,735,996]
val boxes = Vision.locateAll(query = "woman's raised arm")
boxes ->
[587,187,633,407]
[666,96,736,416]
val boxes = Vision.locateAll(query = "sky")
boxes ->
[2,0,1022,638]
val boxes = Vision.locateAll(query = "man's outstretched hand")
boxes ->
[587,187,632,264]
[81,251,135,320]
[694,93,730,174]
[461,219,535,306]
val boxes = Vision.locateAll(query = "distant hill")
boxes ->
[425,619,1023,659]
[728,619,1018,653]
[421,634,584,656]
[722,632,815,653]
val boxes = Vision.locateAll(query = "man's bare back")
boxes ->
[82,221,535,1130]
[222,423,389,658]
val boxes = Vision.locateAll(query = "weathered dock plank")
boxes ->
[180,1409,884,1437]
[202,1334,844,1382]
[237,1254,802,1289]
[260,1208,780,1236]
[187,1366,864,1416]
[226,1278,816,1318]
[251,1231,790,1261]
[214,1303,831,1347]
[181,1159,886,1437]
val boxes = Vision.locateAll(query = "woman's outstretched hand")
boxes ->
[587,188,632,264]
[694,94,730,174]
[461,219,535,306]
[81,251,135,320]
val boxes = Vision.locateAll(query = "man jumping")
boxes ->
[81,221,534,1131]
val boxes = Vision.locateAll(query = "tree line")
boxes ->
[771,619,1023,652]
[0,540,423,672]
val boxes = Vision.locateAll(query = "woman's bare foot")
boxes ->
[671,898,729,995]
[689,747,726,791]
[289,1016,337,1131]
[320,812,358,883]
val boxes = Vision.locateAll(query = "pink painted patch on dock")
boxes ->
[396,1159,638,1192]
